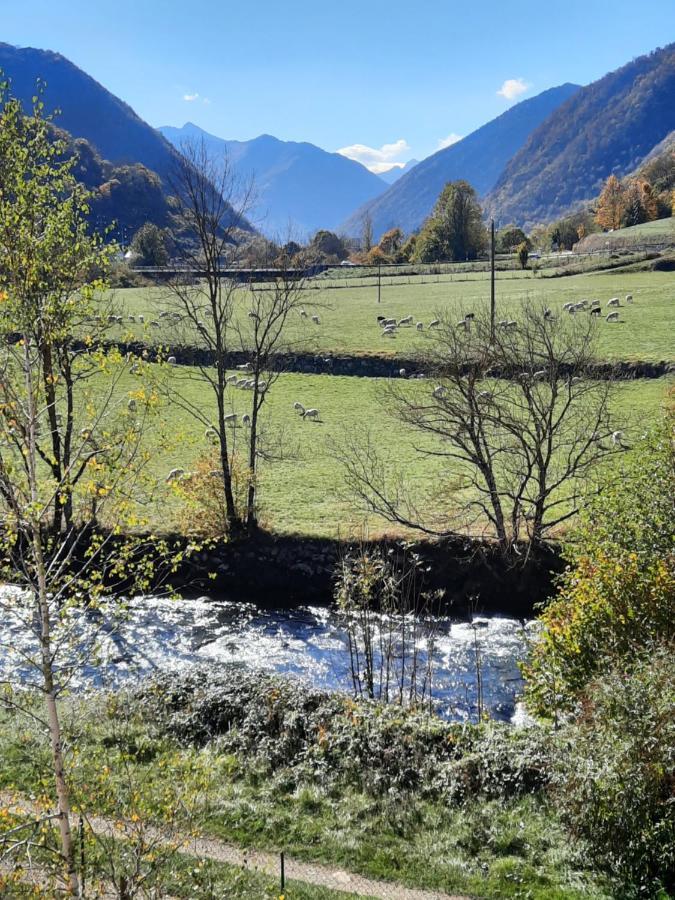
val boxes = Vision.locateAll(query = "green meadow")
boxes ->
[108,269,675,362]
[129,367,671,536]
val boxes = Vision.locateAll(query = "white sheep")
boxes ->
[416,322,424,331]
[300,308,308,317]
[150,320,160,327]
[242,414,251,426]
[226,374,238,384]
[138,315,145,323]
[562,302,573,312]
[127,399,137,412]
[429,319,440,328]
[293,402,305,414]
[248,310,259,319]
[303,408,320,421]
[167,356,177,365]
[165,468,184,483]
[398,315,413,326]
[311,315,321,324]
[606,312,620,323]
[625,294,633,304]
[611,430,629,449]
[223,413,237,424]
[130,363,140,375]
[591,307,602,316]
[432,385,448,399]
[236,363,252,371]
[533,370,547,380]
[607,297,620,308]
[399,368,406,377]
[128,315,136,323]
[205,427,219,443]
[381,318,397,327]
[455,319,469,331]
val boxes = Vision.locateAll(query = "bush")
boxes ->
[132,666,553,804]
[523,423,675,716]
[554,647,675,897]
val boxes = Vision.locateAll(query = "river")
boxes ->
[1,592,535,722]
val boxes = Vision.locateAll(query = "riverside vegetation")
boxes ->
[0,78,673,898]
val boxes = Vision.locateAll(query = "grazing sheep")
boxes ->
[236,363,252,371]
[625,294,633,304]
[248,310,259,318]
[562,303,573,312]
[429,319,440,328]
[167,356,177,365]
[432,385,448,399]
[300,308,308,317]
[381,318,397,327]
[611,430,629,449]
[205,427,219,443]
[293,402,305,413]
[607,297,620,308]
[159,311,170,318]
[311,315,321,324]
[477,390,492,400]
[533,370,547,380]
[226,374,238,384]
[127,399,137,413]
[150,320,160,327]
[303,408,320,421]
[242,414,251,426]
[416,321,424,331]
[499,320,510,328]
[138,315,145,323]
[399,368,406,377]
[257,381,268,392]
[223,413,237,424]
[398,315,413,326]
[464,312,475,321]
[590,307,602,316]
[129,363,140,375]
[381,328,396,338]
[376,315,387,323]
[455,319,469,331]
[506,320,518,330]
[606,312,620,323]
[165,468,185,483]
[128,315,136,323]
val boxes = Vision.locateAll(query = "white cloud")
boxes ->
[183,92,211,105]
[336,138,411,173]
[437,133,463,150]
[497,78,530,101]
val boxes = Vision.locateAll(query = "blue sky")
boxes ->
[3,0,674,171]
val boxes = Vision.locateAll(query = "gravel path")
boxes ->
[2,793,469,899]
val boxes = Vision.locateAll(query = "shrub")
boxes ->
[523,422,675,717]
[132,666,553,804]
[554,647,675,897]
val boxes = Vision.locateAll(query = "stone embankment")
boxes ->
[169,531,564,617]
[107,339,675,380]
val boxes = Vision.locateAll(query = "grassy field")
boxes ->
[108,269,675,361]
[129,367,671,536]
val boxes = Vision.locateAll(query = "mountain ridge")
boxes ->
[340,83,580,239]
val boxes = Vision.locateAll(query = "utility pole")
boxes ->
[377,262,381,304]
[490,218,496,342]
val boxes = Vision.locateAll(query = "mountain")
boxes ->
[485,44,675,226]
[340,83,580,239]
[379,159,419,185]
[160,123,387,239]
[0,43,180,182]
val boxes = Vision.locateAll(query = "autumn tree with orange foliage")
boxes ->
[595,175,625,230]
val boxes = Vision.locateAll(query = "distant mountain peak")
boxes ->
[160,123,387,238]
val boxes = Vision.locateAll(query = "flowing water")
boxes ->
[0,590,534,722]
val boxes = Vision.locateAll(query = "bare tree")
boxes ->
[340,304,622,559]
[234,265,308,531]
[164,138,254,537]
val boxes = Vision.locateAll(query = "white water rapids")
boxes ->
[0,590,535,722]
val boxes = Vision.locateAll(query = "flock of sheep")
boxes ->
[375,314,441,337]
[559,293,634,323]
